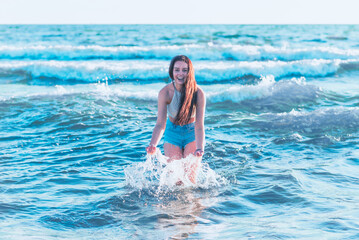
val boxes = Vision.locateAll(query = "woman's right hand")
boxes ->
[146,144,156,155]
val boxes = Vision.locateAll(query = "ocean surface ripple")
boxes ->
[1,25,359,240]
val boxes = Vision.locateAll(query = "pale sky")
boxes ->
[0,0,358,24]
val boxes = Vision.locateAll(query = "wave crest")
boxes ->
[208,76,321,112]
[1,59,357,84]
[251,107,359,135]
[1,44,359,61]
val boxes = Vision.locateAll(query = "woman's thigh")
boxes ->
[183,141,196,158]
[164,142,183,161]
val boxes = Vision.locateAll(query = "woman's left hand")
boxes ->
[194,149,204,157]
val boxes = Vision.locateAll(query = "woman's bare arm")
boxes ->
[194,88,206,155]
[147,87,168,154]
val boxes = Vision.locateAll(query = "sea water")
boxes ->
[0,25,359,239]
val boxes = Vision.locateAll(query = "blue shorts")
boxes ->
[164,119,195,149]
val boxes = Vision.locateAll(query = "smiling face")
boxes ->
[173,61,189,86]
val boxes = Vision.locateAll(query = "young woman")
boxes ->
[146,55,206,171]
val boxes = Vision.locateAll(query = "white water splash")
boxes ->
[124,150,227,193]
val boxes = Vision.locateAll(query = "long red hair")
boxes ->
[169,55,198,125]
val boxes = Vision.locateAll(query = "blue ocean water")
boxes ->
[0,25,359,239]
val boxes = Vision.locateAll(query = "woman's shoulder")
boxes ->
[196,86,205,97]
[158,83,174,103]
[196,86,206,106]
[159,83,174,95]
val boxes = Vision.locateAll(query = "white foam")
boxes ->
[207,75,275,102]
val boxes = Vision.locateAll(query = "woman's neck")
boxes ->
[174,82,183,92]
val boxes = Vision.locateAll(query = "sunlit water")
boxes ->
[0,25,359,239]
